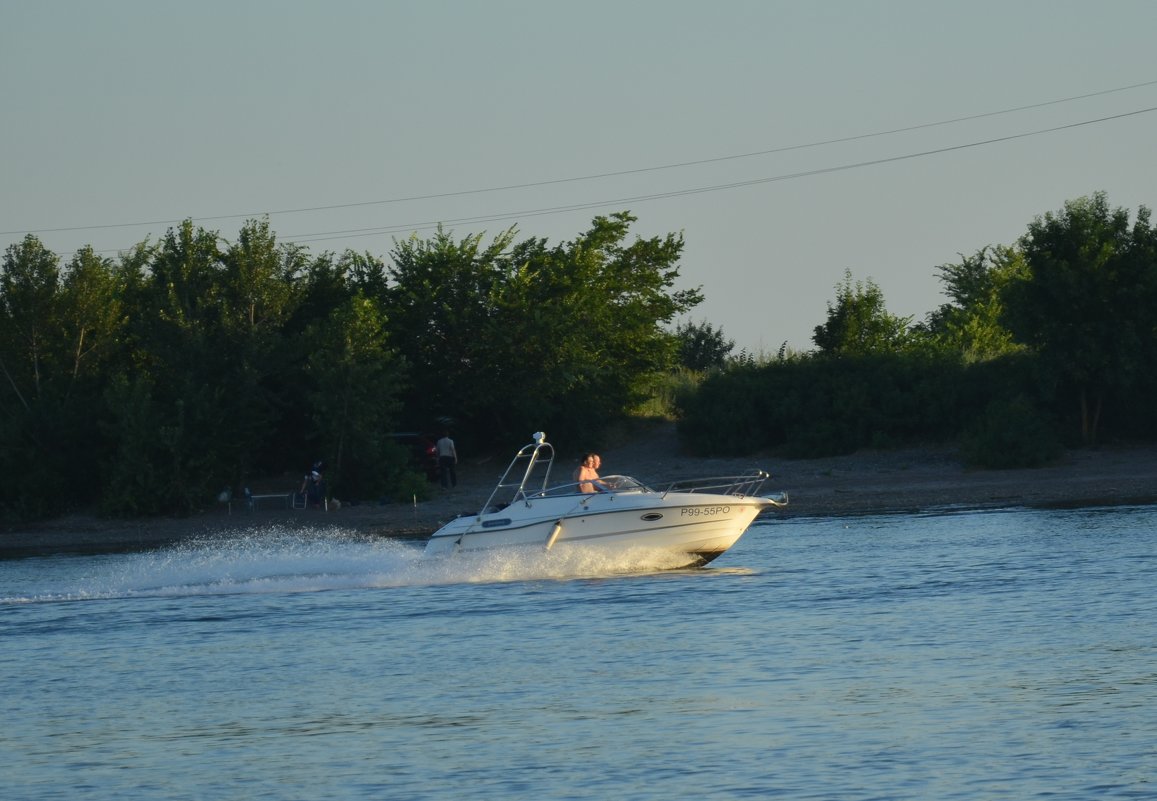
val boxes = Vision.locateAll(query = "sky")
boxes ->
[3,0,1156,354]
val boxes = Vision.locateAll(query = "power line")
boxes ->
[67,103,1157,253]
[280,104,1157,246]
[6,78,1156,239]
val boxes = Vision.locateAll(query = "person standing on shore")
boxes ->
[436,431,458,489]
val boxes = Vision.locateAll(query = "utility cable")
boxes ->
[5,78,1156,238]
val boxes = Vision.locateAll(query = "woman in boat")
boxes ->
[574,453,605,493]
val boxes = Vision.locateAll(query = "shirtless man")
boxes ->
[574,453,604,493]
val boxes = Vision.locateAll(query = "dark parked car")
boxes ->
[389,432,439,481]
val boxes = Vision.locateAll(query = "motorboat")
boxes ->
[423,432,787,568]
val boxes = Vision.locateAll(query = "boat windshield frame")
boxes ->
[475,434,779,516]
[478,435,557,513]
[658,471,771,498]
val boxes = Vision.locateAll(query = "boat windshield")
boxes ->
[531,473,651,498]
[597,475,649,493]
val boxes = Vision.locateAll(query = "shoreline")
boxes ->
[4,425,1156,558]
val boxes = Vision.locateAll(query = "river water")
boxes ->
[2,505,1154,800]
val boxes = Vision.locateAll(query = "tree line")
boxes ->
[0,212,698,522]
[4,192,1155,524]
[678,192,1157,465]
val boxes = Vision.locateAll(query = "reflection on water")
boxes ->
[2,505,1154,800]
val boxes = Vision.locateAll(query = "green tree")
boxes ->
[384,213,700,446]
[495,213,700,443]
[0,238,134,518]
[105,220,230,513]
[340,248,390,298]
[1003,192,1157,445]
[0,235,61,410]
[922,245,1027,361]
[384,224,516,429]
[812,270,913,355]
[675,319,734,371]
[216,218,308,484]
[303,294,408,499]
[0,236,65,518]
[59,246,129,397]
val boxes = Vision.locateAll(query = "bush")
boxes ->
[632,368,702,420]
[384,469,432,505]
[959,396,1062,468]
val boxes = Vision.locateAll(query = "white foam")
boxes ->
[2,523,695,604]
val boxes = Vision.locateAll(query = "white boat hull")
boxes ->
[423,490,775,567]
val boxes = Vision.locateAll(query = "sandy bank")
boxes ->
[3,423,1155,557]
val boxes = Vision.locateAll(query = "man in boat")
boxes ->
[574,453,607,493]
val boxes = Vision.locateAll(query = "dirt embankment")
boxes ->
[4,422,1155,556]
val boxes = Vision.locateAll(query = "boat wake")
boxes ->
[3,523,702,605]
